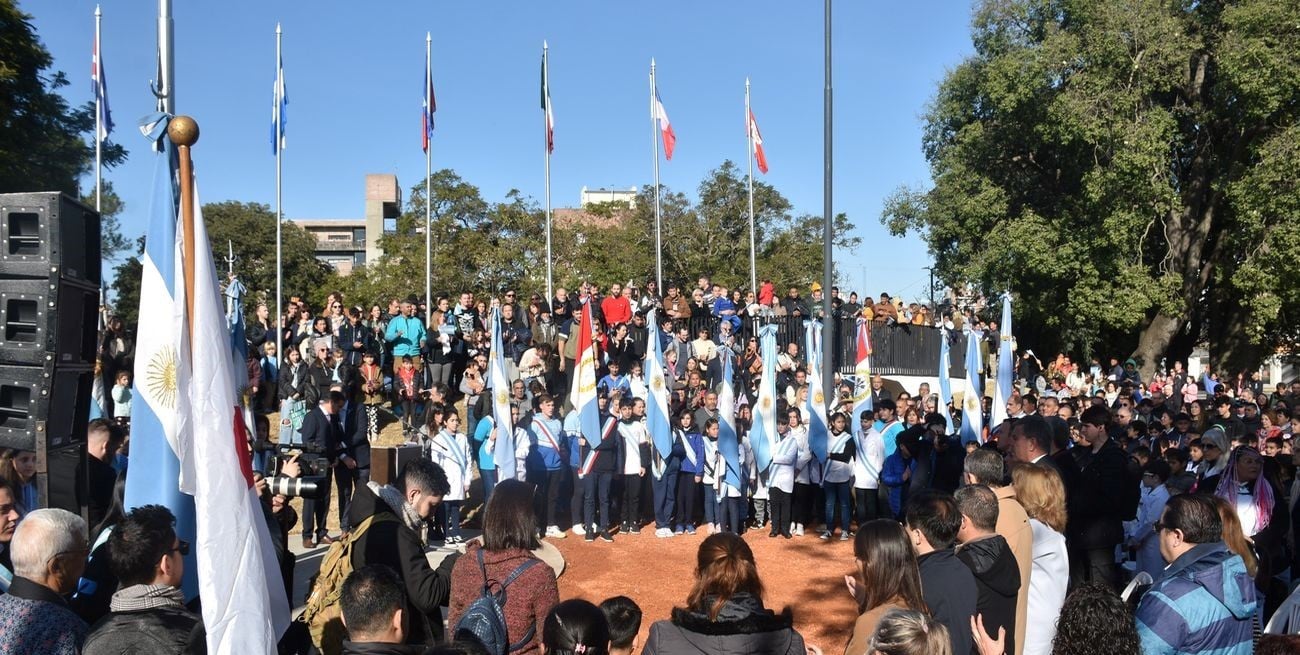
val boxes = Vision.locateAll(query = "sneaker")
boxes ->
[768,529,779,538]
[599,530,614,543]
[546,526,567,539]
[686,525,697,535]
[630,524,642,535]
[795,524,805,537]
[584,531,596,543]
[674,526,685,535]
[657,527,673,538]
[573,523,586,536]
[840,532,852,541]
[820,531,832,540]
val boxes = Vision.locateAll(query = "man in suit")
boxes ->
[338,388,372,537]
[300,390,347,548]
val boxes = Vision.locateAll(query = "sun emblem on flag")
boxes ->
[760,396,772,411]
[965,393,979,413]
[146,347,179,409]
[813,390,824,405]
[651,376,664,391]
[496,390,508,405]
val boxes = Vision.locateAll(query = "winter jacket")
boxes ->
[917,549,977,655]
[880,453,914,518]
[643,593,806,655]
[1135,542,1257,655]
[956,535,1021,655]
[993,486,1033,655]
[1024,520,1068,655]
[1069,437,1129,550]
[844,598,908,655]
[341,642,426,655]
[345,484,459,645]
[447,543,558,655]
[0,576,89,655]
[83,603,206,655]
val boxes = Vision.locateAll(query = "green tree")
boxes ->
[80,180,130,260]
[202,201,334,312]
[0,1,126,196]
[108,236,145,328]
[883,0,1300,374]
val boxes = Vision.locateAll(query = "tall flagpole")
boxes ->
[275,23,284,368]
[822,0,835,403]
[651,59,663,292]
[745,78,757,295]
[424,32,432,328]
[94,5,103,215]
[543,41,553,305]
[152,0,173,114]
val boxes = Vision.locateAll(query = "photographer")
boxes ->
[252,412,301,602]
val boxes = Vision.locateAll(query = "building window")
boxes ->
[327,233,349,241]
[352,228,366,243]
[353,251,366,266]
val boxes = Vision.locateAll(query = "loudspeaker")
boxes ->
[0,192,101,285]
[0,362,93,452]
[0,277,99,367]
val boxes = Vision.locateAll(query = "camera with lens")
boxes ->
[263,442,329,500]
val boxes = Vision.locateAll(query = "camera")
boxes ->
[260,441,330,500]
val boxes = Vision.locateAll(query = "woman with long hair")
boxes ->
[277,346,309,444]
[644,533,807,654]
[1010,464,1070,655]
[448,479,558,654]
[1209,495,1258,579]
[1213,444,1288,612]
[845,520,927,655]
[0,449,38,514]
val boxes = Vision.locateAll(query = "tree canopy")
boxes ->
[883,0,1300,374]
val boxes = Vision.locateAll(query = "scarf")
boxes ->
[1214,446,1275,535]
[368,481,427,545]
[110,583,187,613]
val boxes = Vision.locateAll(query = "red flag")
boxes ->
[748,109,768,174]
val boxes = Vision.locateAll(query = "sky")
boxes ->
[28,0,975,302]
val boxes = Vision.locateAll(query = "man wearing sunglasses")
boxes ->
[83,505,204,653]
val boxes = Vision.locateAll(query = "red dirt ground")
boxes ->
[552,528,860,653]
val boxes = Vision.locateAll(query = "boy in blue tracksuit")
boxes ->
[529,393,567,538]
[881,426,921,519]
[673,410,706,534]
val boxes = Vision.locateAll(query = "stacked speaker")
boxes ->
[0,192,100,512]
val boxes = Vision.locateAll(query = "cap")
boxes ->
[811,282,823,292]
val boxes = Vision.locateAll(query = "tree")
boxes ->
[80,180,130,260]
[109,237,145,328]
[202,201,334,313]
[0,1,126,196]
[883,0,1300,374]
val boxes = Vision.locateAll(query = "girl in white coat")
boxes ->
[1129,459,1172,580]
[767,408,803,539]
[431,412,472,544]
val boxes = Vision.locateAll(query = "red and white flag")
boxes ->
[748,109,768,174]
[654,87,676,160]
[183,184,291,652]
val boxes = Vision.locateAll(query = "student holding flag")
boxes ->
[616,398,649,535]
[579,399,619,543]
[428,412,471,545]
[768,408,804,539]
[645,310,678,538]
[716,351,747,535]
[700,418,724,535]
[673,410,705,536]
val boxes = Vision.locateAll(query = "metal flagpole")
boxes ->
[746,78,756,295]
[425,32,432,328]
[94,5,103,215]
[152,0,173,114]
[651,59,663,292]
[543,41,553,305]
[822,0,835,403]
[275,23,284,369]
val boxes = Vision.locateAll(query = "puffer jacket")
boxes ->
[644,593,806,655]
[1135,542,1257,655]
[956,535,1021,655]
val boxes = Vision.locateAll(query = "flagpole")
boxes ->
[94,5,103,216]
[651,59,663,292]
[152,0,173,113]
[424,32,433,328]
[745,78,756,295]
[821,0,834,403]
[543,41,553,305]
[172,117,199,342]
[274,23,284,369]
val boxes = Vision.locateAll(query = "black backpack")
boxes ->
[453,549,541,655]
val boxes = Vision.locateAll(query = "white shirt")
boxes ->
[854,429,884,490]
[430,429,472,501]
[769,435,802,494]
[822,430,854,484]
[619,420,648,475]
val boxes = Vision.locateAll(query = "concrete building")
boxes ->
[289,174,401,275]
[580,185,637,208]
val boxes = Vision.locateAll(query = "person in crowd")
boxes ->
[395,355,421,435]
[82,505,204,654]
[1127,459,1172,580]
[974,582,1141,655]
[544,599,611,655]
[526,394,568,539]
[904,491,976,655]
[347,459,459,645]
[338,565,421,655]
[962,448,1031,654]
[821,412,856,541]
[385,295,427,378]
[80,419,122,530]
[1194,428,1230,491]
[674,409,706,536]
[643,533,807,654]
[844,520,928,655]
[0,448,38,514]
[299,390,344,548]
[600,596,642,655]
[1212,444,1289,614]
[429,412,472,545]
[882,426,921,520]
[110,370,132,426]
[869,608,952,655]
[954,484,1021,655]
[0,482,21,592]
[1008,464,1069,655]
[616,397,649,535]
[1210,496,1259,587]
[1135,494,1257,655]
[0,509,90,654]
[1069,404,1131,588]
[580,400,620,543]
[448,479,558,654]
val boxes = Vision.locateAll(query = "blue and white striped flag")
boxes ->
[749,324,779,472]
[991,293,1015,427]
[961,332,984,445]
[803,320,828,462]
[717,349,742,491]
[644,309,672,461]
[91,28,112,142]
[271,52,287,154]
[937,329,955,433]
[488,306,515,472]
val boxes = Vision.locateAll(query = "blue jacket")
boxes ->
[384,314,426,358]
[529,415,567,471]
[675,429,706,475]
[880,452,915,517]
[1135,542,1257,655]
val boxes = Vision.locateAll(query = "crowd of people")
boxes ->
[1,275,1300,654]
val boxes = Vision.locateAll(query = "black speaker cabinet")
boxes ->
[0,192,101,285]
[0,277,98,367]
[0,362,93,452]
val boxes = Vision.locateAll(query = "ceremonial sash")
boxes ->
[677,429,699,467]
[433,431,469,477]
[829,429,852,454]
[533,417,563,453]
[579,418,617,476]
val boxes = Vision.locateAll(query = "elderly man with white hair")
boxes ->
[0,508,90,654]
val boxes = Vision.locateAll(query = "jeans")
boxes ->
[444,500,462,539]
[854,487,879,525]
[481,467,498,505]
[621,474,642,526]
[793,482,815,526]
[770,488,792,535]
[703,485,719,525]
[582,473,614,531]
[675,475,698,528]
[652,469,678,528]
[823,480,851,533]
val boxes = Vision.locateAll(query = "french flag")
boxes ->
[654,87,676,160]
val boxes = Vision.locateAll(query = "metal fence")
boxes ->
[675,314,968,379]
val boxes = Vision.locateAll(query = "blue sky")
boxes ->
[29,1,974,301]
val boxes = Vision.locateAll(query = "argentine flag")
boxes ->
[991,293,1015,427]
[749,324,779,472]
[804,320,828,462]
[572,301,602,455]
[850,319,873,435]
[644,309,672,462]
[488,306,515,472]
[717,350,743,491]
[961,332,984,445]
[125,114,197,598]
[937,329,955,433]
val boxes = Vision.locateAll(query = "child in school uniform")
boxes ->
[429,412,472,544]
[700,418,723,534]
[717,433,750,535]
[673,410,705,535]
[768,409,803,539]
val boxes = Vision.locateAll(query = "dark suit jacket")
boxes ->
[341,404,371,471]
[300,406,344,462]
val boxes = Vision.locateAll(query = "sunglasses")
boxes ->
[171,540,191,556]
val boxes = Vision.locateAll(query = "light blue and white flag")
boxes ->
[850,319,873,440]
[803,320,828,462]
[488,306,515,472]
[961,332,984,445]
[937,329,955,433]
[717,349,743,491]
[991,293,1015,427]
[749,323,779,472]
[271,51,287,154]
[644,309,672,461]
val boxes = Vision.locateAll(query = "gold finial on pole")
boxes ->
[168,115,200,147]
[170,115,199,342]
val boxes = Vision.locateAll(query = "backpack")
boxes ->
[452,548,542,655]
[298,512,397,655]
